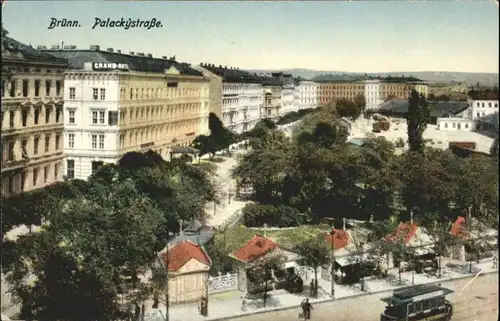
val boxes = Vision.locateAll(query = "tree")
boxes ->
[247,252,285,307]
[490,136,499,159]
[406,89,430,153]
[191,134,216,159]
[334,99,361,119]
[208,112,234,152]
[354,94,367,114]
[295,235,331,297]
[6,180,166,320]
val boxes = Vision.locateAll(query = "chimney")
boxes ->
[117,49,121,54]
[37,45,47,50]
[137,52,144,56]
[89,45,100,51]
[162,56,168,59]
[51,44,60,50]
[369,215,374,223]
[129,51,135,55]
[147,53,153,58]
[106,48,114,53]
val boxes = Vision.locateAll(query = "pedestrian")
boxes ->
[300,299,306,319]
[304,298,313,319]
[493,255,498,269]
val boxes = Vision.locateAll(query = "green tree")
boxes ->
[354,94,367,114]
[247,252,285,307]
[208,112,234,152]
[295,235,331,297]
[334,99,361,119]
[406,89,430,153]
[191,134,216,159]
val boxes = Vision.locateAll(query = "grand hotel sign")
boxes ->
[92,62,130,71]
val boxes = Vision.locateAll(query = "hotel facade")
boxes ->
[42,46,209,180]
[1,35,68,197]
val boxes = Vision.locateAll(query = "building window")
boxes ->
[477,112,480,118]
[68,133,75,148]
[45,107,51,124]
[482,103,485,107]
[1,80,4,97]
[21,139,28,159]
[8,176,13,193]
[45,136,50,152]
[92,111,98,124]
[33,168,38,186]
[21,172,26,191]
[22,80,29,97]
[92,88,98,100]
[100,88,106,100]
[54,163,59,180]
[34,108,40,125]
[21,109,28,127]
[55,135,60,150]
[45,80,51,96]
[56,107,62,122]
[91,161,104,175]
[465,123,469,128]
[444,123,448,128]
[8,141,15,161]
[56,81,61,96]
[34,80,41,97]
[44,166,49,183]
[99,134,104,149]
[9,80,16,97]
[108,111,118,126]
[99,111,105,124]
[34,137,39,155]
[489,103,492,108]
[92,134,98,149]
[68,110,76,124]
[66,160,75,179]
[69,87,76,99]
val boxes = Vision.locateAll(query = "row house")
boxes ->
[260,76,282,121]
[295,80,318,110]
[42,46,209,180]
[199,64,262,134]
[1,35,67,197]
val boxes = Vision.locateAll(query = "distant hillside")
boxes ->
[247,69,499,86]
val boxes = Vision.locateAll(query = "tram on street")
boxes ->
[380,284,454,321]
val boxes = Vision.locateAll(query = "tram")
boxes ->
[380,284,454,321]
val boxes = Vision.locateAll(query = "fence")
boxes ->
[219,209,243,231]
[208,272,239,294]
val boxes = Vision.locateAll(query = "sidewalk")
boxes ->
[145,258,498,321]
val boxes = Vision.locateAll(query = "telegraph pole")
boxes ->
[157,251,170,321]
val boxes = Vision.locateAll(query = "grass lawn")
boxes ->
[213,223,332,256]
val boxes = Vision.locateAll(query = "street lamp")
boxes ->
[329,229,336,299]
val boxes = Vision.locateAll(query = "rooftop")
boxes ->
[324,228,350,250]
[385,222,419,244]
[160,240,211,272]
[41,46,202,76]
[378,99,469,118]
[229,234,279,263]
[313,74,425,84]
[450,216,467,237]
[200,63,262,83]
[2,35,68,65]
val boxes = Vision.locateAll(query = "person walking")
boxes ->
[304,298,313,320]
[300,299,306,319]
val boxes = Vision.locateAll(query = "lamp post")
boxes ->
[329,229,336,299]
[157,251,170,321]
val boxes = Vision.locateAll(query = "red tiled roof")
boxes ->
[324,229,350,250]
[385,223,418,244]
[450,216,467,237]
[230,235,278,263]
[161,240,210,272]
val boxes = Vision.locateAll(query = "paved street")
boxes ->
[227,273,498,321]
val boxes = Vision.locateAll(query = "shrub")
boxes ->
[242,204,304,228]
[395,138,406,148]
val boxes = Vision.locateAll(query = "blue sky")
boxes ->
[2,0,499,73]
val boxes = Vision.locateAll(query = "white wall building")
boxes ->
[437,99,499,132]
[295,81,318,110]
[63,70,120,180]
[280,84,297,115]
[364,79,383,110]
[221,82,262,134]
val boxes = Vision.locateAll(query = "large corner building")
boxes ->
[41,45,209,180]
[1,34,68,197]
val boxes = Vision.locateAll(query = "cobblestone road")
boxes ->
[227,273,498,321]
